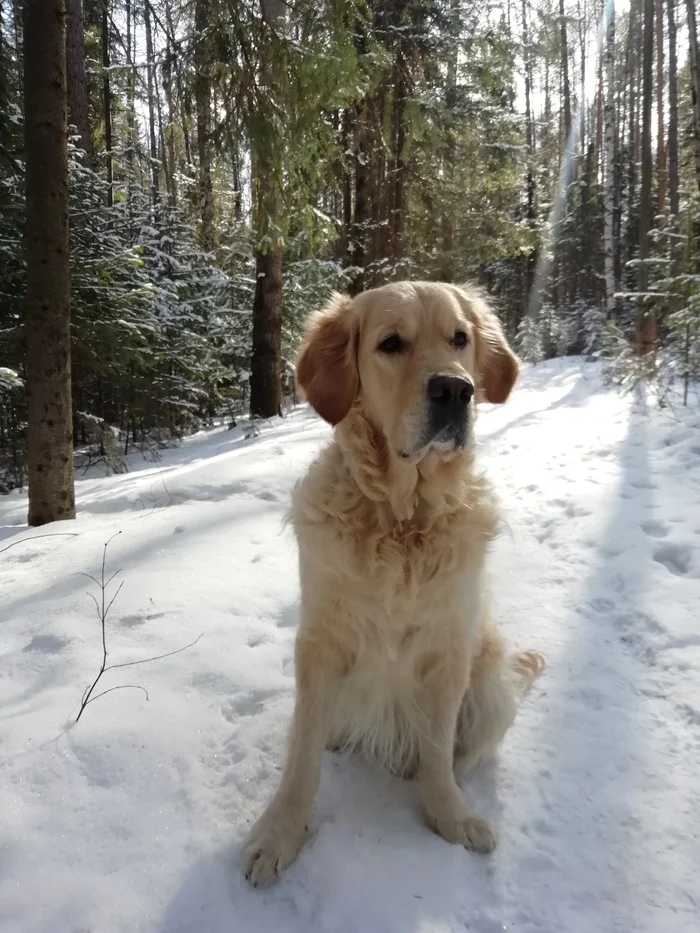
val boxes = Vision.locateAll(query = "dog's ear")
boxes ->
[460,286,519,404]
[296,293,359,426]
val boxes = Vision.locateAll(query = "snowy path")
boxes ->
[1,359,699,932]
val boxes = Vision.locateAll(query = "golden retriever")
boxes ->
[243,280,544,886]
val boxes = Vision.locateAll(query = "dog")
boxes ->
[243,280,544,886]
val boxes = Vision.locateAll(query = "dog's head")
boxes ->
[296,281,518,464]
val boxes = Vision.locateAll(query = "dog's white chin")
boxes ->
[399,435,470,465]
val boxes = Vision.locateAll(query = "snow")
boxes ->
[1,358,699,933]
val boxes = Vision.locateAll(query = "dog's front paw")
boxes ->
[430,812,497,854]
[243,810,307,886]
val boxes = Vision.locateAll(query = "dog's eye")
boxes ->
[378,334,405,354]
[453,330,468,348]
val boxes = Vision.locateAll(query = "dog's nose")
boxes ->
[427,374,474,410]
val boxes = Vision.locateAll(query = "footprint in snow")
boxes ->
[662,429,694,448]
[614,610,666,667]
[629,478,658,491]
[12,550,41,564]
[120,613,147,627]
[562,501,592,519]
[653,542,692,577]
[255,490,280,502]
[23,633,68,654]
[675,702,700,729]
[221,687,285,721]
[640,519,669,539]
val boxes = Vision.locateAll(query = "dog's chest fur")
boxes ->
[291,440,500,773]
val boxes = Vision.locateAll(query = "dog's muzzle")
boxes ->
[424,373,473,449]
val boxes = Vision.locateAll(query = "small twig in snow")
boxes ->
[76,532,123,722]
[0,533,79,556]
[104,634,203,672]
[83,684,150,707]
[75,532,202,722]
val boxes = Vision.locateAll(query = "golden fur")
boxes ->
[242,281,544,886]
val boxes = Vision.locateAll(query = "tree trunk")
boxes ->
[154,37,174,211]
[65,0,93,167]
[558,0,573,311]
[102,0,112,207]
[24,0,76,525]
[625,0,639,287]
[194,0,214,250]
[687,0,700,194]
[604,0,616,319]
[341,107,353,265]
[349,18,369,296]
[522,0,536,220]
[144,1,159,205]
[667,0,679,216]
[12,0,23,98]
[596,42,604,167]
[249,0,286,418]
[559,0,572,140]
[163,28,178,206]
[350,101,369,295]
[124,0,136,239]
[250,247,283,417]
[226,125,242,220]
[656,0,665,212]
[391,59,408,274]
[576,0,587,155]
[636,0,656,355]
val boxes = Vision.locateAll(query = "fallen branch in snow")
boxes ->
[0,532,79,556]
[75,531,203,722]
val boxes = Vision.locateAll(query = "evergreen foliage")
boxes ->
[1,0,699,493]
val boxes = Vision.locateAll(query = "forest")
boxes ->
[1,0,699,521]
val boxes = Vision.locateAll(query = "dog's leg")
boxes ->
[243,631,344,886]
[454,628,545,774]
[416,645,497,854]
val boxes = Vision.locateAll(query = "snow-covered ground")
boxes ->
[1,359,699,933]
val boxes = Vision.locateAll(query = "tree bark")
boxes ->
[249,0,286,418]
[439,0,459,282]
[24,0,76,525]
[102,0,112,207]
[667,0,679,216]
[125,0,136,239]
[604,0,616,319]
[65,0,93,167]
[162,27,178,207]
[250,247,283,418]
[194,0,214,250]
[349,17,369,296]
[559,0,572,140]
[341,107,353,265]
[558,0,573,311]
[655,0,665,212]
[625,0,639,287]
[522,0,535,223]
[687,0,700,194]
[391,57,408,273]
[12,0,24,98]
[144,1,159,205]
[576,0,588,155]
[636,0,656,355]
